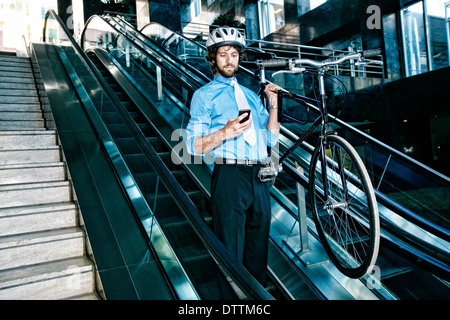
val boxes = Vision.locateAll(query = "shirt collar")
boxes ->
[213,74,237,85]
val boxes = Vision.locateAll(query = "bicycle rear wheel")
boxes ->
[309,135,379,279]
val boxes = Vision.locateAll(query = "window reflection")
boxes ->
[310,0,326,10]
[425,0,449,70]
[401,1,428,77]
[258,0,285,38]
[401,0,450,77]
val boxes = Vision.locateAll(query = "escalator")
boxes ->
[38,10,449,299]
[85,15,450,299]
[86,49,240,299]
[38,10,282,300]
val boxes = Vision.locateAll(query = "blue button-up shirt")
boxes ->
[186,75,278,160]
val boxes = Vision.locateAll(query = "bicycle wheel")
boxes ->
[309,135,379,279]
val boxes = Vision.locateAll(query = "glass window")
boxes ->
[310,0,326,10]
[258,0,285,38]
[383,13,402,80]
[191,0,201,18]
[424,0,449,70]
[401,1,428,77]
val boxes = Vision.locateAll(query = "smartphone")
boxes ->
[238,109,251,123]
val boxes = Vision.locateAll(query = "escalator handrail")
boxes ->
[279,124,450,241]
[88,15,450,273]
[110,18,450,266]
[55,10,273,300]
[42,9,199,299]
[81,15,207,93]
[86,46,273,299]
[106,15,212,86]
[136,21,450,242]
[139,22,450,186]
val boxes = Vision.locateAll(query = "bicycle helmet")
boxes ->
[206,26,245,49]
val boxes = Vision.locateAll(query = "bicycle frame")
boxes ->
[256,50,382,278]
[259,66,334,163]
[259,65,347,204]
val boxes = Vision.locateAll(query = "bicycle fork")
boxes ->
[318,140,350,214]
[316,69,349,213]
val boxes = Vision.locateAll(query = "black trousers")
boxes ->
[211,164,271,285]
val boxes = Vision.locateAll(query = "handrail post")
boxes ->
[296,164,309,252]
[156,66,163,100]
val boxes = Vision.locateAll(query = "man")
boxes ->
[186,26,279,285]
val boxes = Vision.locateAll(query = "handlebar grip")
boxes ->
[258,58,289,68]
[362,49,382,58]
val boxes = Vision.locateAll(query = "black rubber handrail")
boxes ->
[101,17,450,273]
[49,9,273,300]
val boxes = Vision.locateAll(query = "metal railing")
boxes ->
[179,20,383,78]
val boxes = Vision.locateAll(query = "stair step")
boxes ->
[0,82,38,91]
[0,181,71,208]
[0,111,42,121]
[0,120,46,130]
[0,56,30,65]
[0,202,77,237]
[0,256,95,300]
[0,131,56,148]
[69,293,100,300]
[0,89,38,97]
[0,65,32,73]
[0,70,34,79]
[0,104,41,112]
[0,55,98,300]
[0,76,35,84]
[0,96,39,104]
[0,146,60,165]
[0,227,85,271]
[0,162,66,185]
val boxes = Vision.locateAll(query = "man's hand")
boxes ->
[264,83,279,107]
[264,83,280,135]
[221,112,252,140]
[193,112,252,154]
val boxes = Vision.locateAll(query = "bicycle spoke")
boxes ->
[310,135,379,278]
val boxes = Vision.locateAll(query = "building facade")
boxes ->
[4,0,448,174]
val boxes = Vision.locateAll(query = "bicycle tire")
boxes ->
[309,135,379,279]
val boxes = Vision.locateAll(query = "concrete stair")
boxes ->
[0,54,99,300]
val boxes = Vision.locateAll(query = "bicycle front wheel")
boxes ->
[309,135,379,279]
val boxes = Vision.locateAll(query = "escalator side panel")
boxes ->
[88,49,241,299]
[31,42,175,300]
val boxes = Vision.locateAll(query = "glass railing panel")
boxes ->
[256,65,450,235]
[43,11,204,299]
[83,16,192,131]
[81,16,274,299]
[141,23,210,76]
[137,21,450,236]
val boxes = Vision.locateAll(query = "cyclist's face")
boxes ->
[215,46,239,78]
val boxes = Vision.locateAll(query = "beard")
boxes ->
[217,64,238,78]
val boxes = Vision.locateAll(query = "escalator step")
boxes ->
[106,124,134,138]
[146,136,166,153]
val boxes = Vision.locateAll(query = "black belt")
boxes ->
[220,158,268,166]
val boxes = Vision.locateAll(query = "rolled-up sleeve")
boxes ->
[186,90,211,156]
[266,129,279,147]
[257,100,279,147]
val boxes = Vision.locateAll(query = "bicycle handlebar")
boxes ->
[257,49,382,69]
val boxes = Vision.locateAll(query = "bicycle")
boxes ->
[256,50,382,279]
